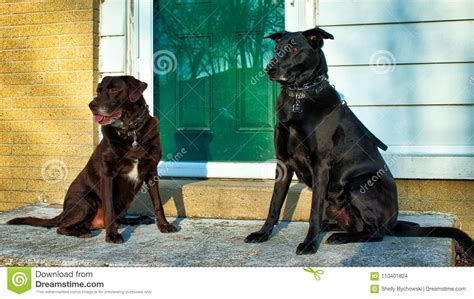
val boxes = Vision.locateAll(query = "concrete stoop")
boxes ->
[128,179,317,220]
[0,205,455,266]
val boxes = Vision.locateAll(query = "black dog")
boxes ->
[8,76,177,243]
[245,27,473,258]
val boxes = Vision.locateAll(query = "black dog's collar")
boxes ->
[283,75,331,113]
[112,104,150,147]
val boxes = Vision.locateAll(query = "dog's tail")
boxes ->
[6,214,61,228]
[389,221,474,259]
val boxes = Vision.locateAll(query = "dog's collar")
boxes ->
[111,104,150,147]
[283,75,331,113]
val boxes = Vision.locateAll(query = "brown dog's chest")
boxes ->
[118,159,144,183]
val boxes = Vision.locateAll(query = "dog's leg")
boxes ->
[245,162,293,243]
[56,196,92,238]
[296,161,330,255]
[146,171,177,233]
[101,175,123,243]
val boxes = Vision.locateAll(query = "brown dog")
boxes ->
[8,76,177,243]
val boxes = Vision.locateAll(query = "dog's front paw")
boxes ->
[106,232,124,244]
[244,231,271,243]
[296,242,319,255]
[158,223,177,233]
[326,233,348,244]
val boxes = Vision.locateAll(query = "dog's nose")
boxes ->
[267,68,277,76]
[88,101,97,111]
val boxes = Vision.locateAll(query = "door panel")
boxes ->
[154,0,284,162]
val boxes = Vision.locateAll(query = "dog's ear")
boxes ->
[96,76,111,94]
[265,31,288,42]
[302,27,334,48]
[124,76,148,102]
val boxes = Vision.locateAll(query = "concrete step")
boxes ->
[0,205,455,266]
[129,179,314,220]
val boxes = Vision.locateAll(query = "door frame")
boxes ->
[137,0,309,179]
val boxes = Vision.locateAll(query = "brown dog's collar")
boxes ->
[112,104,150,147]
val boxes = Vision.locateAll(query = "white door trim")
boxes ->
[136,0,154,111]
[285,0,316,30]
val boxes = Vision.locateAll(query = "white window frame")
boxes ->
[135,0,473,180]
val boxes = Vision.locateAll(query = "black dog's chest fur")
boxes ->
[277,89,343,186]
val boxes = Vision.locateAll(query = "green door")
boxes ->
[153,0,284,162]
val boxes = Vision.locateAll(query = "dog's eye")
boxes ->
[108,88,121,94]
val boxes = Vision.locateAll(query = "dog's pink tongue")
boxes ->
[93,115,105,123]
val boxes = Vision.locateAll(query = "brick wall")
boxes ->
[0,0,99,210]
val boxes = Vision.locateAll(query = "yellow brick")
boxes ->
[9,166,83,180]
[0,178,27,190]
[27,179,72,192]
[12,132,93,145]
[0,86,29,98]
[0,61,58,73]
[0,144,12,154]
[42,72,78,85]
[7,47,78,61]
[0,37,26,49]
[9,167,44,180]
[56,58,94,71]
[29,83,94,97]
[0,155,88,168]
[0,10,94,26]
[10,98,42,108]
[44,108,91,120]
[0,73,44,85]
[0,121,11,131]
[0,132,11,143]
[9,22,94,38]
[0,27,11,38]
[10,120,92,133]
[12,144,93,156]
[76,46,94,58]
[9,96,93,109]
[40,97,91,108]
[6,1,75,14]
[0,98,11,108]
[25,34,92,48]
[0,59,93,74]
[0,36,93,52]
[7,191,42,203]
[0,167,11,178]
[0,50,8,60]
